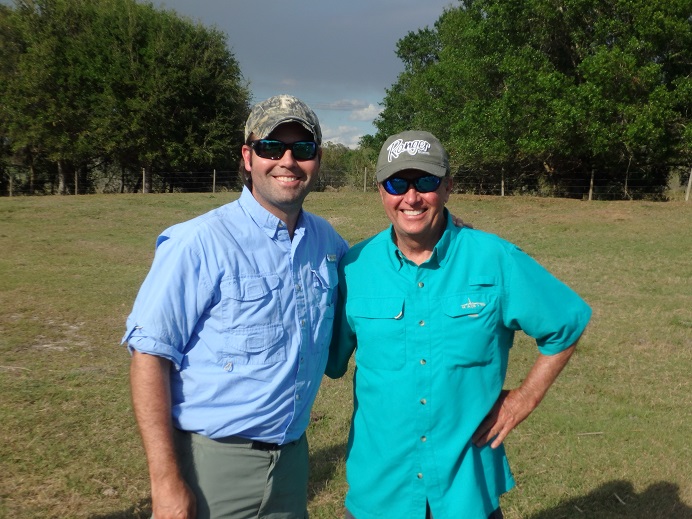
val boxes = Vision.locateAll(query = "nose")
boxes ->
[277,148,298,167]
[403,185,421,204]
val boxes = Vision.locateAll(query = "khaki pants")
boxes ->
[174,429,309,519]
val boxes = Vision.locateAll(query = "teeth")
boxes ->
[275,176,298,183]
[403,209,424,216]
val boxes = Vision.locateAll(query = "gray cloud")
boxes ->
[158,0,456,145]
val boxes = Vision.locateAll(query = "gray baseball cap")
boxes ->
[244,94,322,145]
[376,130,449,182]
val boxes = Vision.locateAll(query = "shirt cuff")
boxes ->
[122,326,184,369]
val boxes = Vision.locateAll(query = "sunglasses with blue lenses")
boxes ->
[250,139,318,161]
[382,175,442,195]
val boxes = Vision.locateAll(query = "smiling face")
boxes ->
[241,122,320,225]
[378,169,452,257]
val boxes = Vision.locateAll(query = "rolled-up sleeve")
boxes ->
[122,234,214,369]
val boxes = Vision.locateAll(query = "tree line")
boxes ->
[0,0,250,195]
[1,0,690,199]
[363,0,691,200]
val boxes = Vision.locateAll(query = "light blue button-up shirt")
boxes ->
[123,187,348,443]
[327,211,591,519]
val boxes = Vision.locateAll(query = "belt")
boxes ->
[176,429,282,451]
[251,440,281,451]
[214,435,281,451]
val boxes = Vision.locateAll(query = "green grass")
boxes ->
[0,192,690,518]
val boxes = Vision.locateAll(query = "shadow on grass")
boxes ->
[528,480,692,519]
[90,442,348,518]
[89,498,151,519]
[308,441,348,503]
[89,472,690,519]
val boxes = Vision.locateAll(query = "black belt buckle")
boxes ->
[251,440,280,451]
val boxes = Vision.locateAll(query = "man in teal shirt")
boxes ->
[326,131,592,519]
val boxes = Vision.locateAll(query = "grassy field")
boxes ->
[0,191,690,518]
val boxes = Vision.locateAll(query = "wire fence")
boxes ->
[2,168,690,201]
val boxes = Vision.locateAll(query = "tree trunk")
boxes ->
[29,161,35,194]
[57,160,67,195]
[142,167,151,193]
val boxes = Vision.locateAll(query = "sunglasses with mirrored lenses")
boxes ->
[249,139,318,161]
[382,175,442,195]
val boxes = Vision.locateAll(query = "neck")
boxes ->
[396,240,434,265]
[392,216,446,265]
[393,227,444,266]
[278,210,300,239]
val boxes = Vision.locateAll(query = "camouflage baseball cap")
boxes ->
[244,94,322,145]
[376,130,449,182]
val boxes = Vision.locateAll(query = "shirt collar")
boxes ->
[238,187,305,240]
[385,208,458,270]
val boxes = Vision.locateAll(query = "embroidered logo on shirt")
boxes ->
[461,298,486,310]
[327,254,337,262]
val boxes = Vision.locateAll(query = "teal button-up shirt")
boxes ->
[327,211,591,519]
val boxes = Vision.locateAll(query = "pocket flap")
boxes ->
[228,274,280,301]
[350,297,404,320]
[468,276,498,287]
[312,262,337,289]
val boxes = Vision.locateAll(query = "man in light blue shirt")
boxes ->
[123,95,348,519]
[327,131,591,519]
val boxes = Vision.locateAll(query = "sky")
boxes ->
[155,1,456,147]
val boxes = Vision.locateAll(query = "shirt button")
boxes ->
[419,320,425,326]
[417,473,423,479]
[420,359,426,365]
[420,398,427,405]
[421,436,427,442]
[295,284,302,292]
[296,394,301,400]
[418,282,424,288]
[301,319,306,327]
[223,362,233,372]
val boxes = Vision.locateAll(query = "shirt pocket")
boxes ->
[311,259,338,307]
[441,288,498,367]
[221,274,286,365]
[350,296,406,371]
[310,260,339,355]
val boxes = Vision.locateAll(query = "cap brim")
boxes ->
[376,162,448,183]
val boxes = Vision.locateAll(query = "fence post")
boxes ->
[213,169,216,193]
[685,166,691,202]
[589,168,594,201]
[363,167,367,192]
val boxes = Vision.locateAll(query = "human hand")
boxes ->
[151,476,196,519]
[450,213,473,229]
[471,389,536,449]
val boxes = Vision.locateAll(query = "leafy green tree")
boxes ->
[370,0,691,199]
[0,0,250,195]
[319,142,351,187]
[318,141,378,191]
